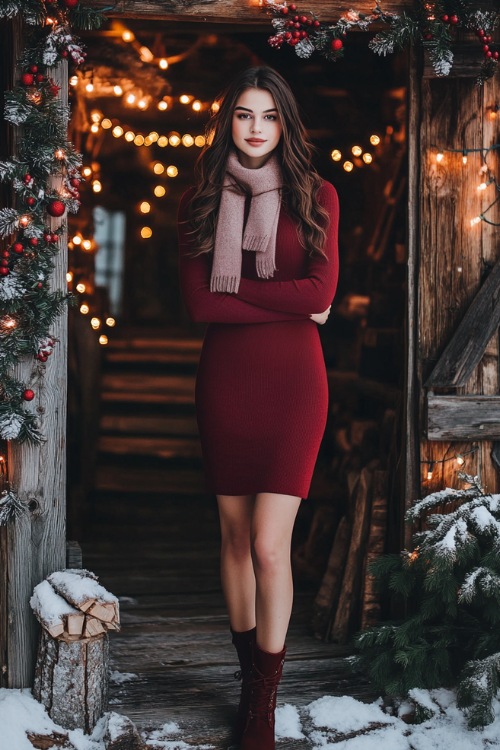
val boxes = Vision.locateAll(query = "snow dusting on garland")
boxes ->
[0,1,105,447]
[264,0,499,83]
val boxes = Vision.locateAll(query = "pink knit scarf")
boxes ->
[210,149,283,293]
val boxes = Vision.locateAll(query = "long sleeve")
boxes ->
[234,181,340,315]
[177,188,309,325]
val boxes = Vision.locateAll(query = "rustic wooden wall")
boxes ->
[417,72,500,500]
[4,20,68,687]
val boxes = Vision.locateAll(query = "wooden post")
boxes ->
[5,19,68,687]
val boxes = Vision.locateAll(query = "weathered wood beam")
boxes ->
[89,0,414,24]
[425,258,500,389]
[427,394,500,440]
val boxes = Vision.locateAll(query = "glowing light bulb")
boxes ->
[91,317,101,330]
[427,463,434,481]
[157,136,168,147]
[456,454,465,466]
[470,216,482,226]
[113,85,123,96]
[331,149,342,161]
[362,153,373,164]
[90,123,99,133]
[76,282,86,293]
[126,93,137,105]
[82,240,92,251]
[54,149,65,160]
[106,317,116,327]
[99,335,109,345]
[80,303,89,314]
[148,132,159,142]
[140,201,151,213]
[85,82,94,93]
[370,134,381,146]
[351,145,362,157]
[158,101,168,111]
[182,134,194,147]
[138,98,149,110]
[90,111,102,123]
[19,215,31,227]
[82,166,92,177]
[122,30,135,42]
[343,161,354,172]
[195,135,206,147]
[169,134,181,147]
[101,119,112,129]
[66,272,73,282]
[133,135,144,146]
[478,182,488,191]
[154,185,166,197]
[462,154,468,165]
[112,126,124,138]
[166,165,178,177]
[72,235,82,245]
[211,101,220,113]
[192,100,202,112]
[141,226,153,239]
[436,151,444,163]
[159,58,168,70]
[144,136,153,146]
[153,163,165,174]
[179,94,191,104]
[92,180,102,193]
[139,46,154,63]
[69,75,78,86]
[124,131,135,142]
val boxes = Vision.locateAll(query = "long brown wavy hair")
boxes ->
[185,66,329,259]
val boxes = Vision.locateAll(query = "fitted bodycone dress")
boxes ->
[177,181,339,499]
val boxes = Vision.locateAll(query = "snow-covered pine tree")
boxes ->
[354,473,500,728]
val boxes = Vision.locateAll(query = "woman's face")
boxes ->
[231,87,283,169]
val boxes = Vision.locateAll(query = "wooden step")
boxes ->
[101,373,196,406]
[98,435,202,460]
[100,414,199,436]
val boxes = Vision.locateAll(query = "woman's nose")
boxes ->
[250,119,262,133]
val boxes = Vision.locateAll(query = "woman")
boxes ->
[177,66,339,750]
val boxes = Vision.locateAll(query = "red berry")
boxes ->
[2,251,9,259]
[292,30,300,38]
[36,74,44,83]
[21,73,34,86]
[47,200,65,217]
[300,30,308,38]
[424,33,433,40]
[64,0,79,7]
[294,21,300,28]
[29,237,39,246]
[1,259,8,267]
[37,282,43,289]
[486,50,492,58]
[0,267,9,276]
[313,19,320,27]
[483,44,490,52]
[441,15,449,22]
[29,65,38,73]
[289,38,299,45]
[331,38,343,51]
[43,233,51,242]
[293,15,299,21]
[26,196,36,207]
[284,31,292,39]
[306,19,312,26]
[61,51,68,58]
[289,3,296,10]
[299,15,307,23]
[23,389,35,401]
[13,242,23,254]
[493,51,499,60]
[477,28,484,36]
[51,234,58,243]
[450,15,459,24]
[281,6,289,14]
[486,35,492,43]
[24,174,32,183]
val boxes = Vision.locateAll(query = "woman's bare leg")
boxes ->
[217,494,256,632]
[251,492,302,653]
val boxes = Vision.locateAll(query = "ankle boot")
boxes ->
[240,642,286,750]
[231,626,257,743]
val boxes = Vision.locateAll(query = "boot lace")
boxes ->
[247,674,280,725]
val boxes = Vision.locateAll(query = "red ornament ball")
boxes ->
[29,65,38,73]
[13,242,24,254]
[51,233,59,243]
[449,15,459,25]
[63,0,79,7]
[0,267,9,277]
[493,51,499,60]
[331,38,343,51]
[69,178,80,188]
[24,174,32,184]
[61,50,68,58]
[21,73,34,86]
[47,199,66,217]
[29,237,38,247]
[1,259,8,267]
[1,251,9,259]
[23,389,35,401]
[36,74,44,83]
[26,196,36,207]
[37,282,43,289]
[289,3,296,10]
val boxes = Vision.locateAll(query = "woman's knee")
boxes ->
[218,494,253,560]
[250,533,290,575]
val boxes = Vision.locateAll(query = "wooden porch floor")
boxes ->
[78,331,375,748]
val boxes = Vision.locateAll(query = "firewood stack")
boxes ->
[31,569,119,733]
[30,568,120,641]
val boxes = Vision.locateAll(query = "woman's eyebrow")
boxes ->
[234,106,278,113]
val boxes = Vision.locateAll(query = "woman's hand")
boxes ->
[309,305,331,325]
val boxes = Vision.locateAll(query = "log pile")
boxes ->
[31,569,119,733]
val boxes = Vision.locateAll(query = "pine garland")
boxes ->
[0,1,106,444]
[263,1,500,83]
[354,473,500,728]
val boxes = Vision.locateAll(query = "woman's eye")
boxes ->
[265,115,277,121]
[236,113,251,119]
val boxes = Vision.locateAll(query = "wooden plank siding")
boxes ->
[418,73,500,495]
[427,395,500,440]
[2,19,68,687]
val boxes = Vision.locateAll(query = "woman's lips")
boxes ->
[245,139,266,146]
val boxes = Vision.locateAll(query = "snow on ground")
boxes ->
[2,687,500,750]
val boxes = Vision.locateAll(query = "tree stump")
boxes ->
[33,629,109,733]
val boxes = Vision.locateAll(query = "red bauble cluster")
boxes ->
[269,3,321,48]
[35,337,56,363]
[20,65,45,87]
[0,248,9,276]
[475,28,499,61]
[440,14,459,25]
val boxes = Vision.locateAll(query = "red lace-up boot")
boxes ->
[240,642,286,750]
[231,627,257,743]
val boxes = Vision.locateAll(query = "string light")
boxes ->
[343,161,354,172]
[76,282,86,293]
[166,165,178,177]
[421,446,479,480]
[113,85,123,96]
[92,180,102,193]
[362,153,373,164]
[80,303,89,314]
[90,317,101,330]
[331,149,342,161]
[352,145,362,157]
[154,185,166,197]
[179,94,191,104]
[153,163,165,174]
[66,271,73,282]
[99,335,109,346]
[158,101,168,111]
[19,215,31,227]
[370,134,381,146]
[101,119,112,129]
[0,315,17,332]
[141,226,153,239]
[140,201,151,213]
[192,100,202,112]
[139,46,154,63]
[159,58,168,70]
[106,317,116,327]
[427,463,434,481]
[122,30,135,42]
[436,151,444,163]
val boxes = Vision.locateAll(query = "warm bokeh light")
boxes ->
[122,30,135,42]
[182,134,194,147]
[90,123,99,133]
[153,162,165,174]
[139,46,154,62]
[158,101,168,111]
[113,85,123,96]
[140,201,151,213]
[82,240,92,251]
[112,126,124,138]
[101,119,112,129]
[192,100,202,112]
[195,135,206,147]
[331,149,341,161]
[351,146,362,157]
[159,58,169,70]
[66,272,73,282]
[370,134,381,146]
[90,110,102,123]
[80,303,90,314]
[157,136,168,147]
[362,153,373,164]
[169,134,181,147]
[141,226,153,239]
[211,101,220,113]
[91,317,101,330]
[72,235,82,245]
[85,82,94,93]
[99,335,109,345]
[166,165,178,177]
[76,283,86,293]
[124,131,135,142]
[92,180,102,193]
[436,152,444,163]
[134,135,145,146]
[106,317,116,327]
[69,75,78,86]
[144,136,153,146]
[126,93,137,105]
[154,185,166,197]
[138,98,149,110]
[148,132,159,142]
[343,161,354,172]
[179,94,191,104]
[82,166,92,177]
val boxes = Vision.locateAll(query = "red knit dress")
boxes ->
[177,180,339,499]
